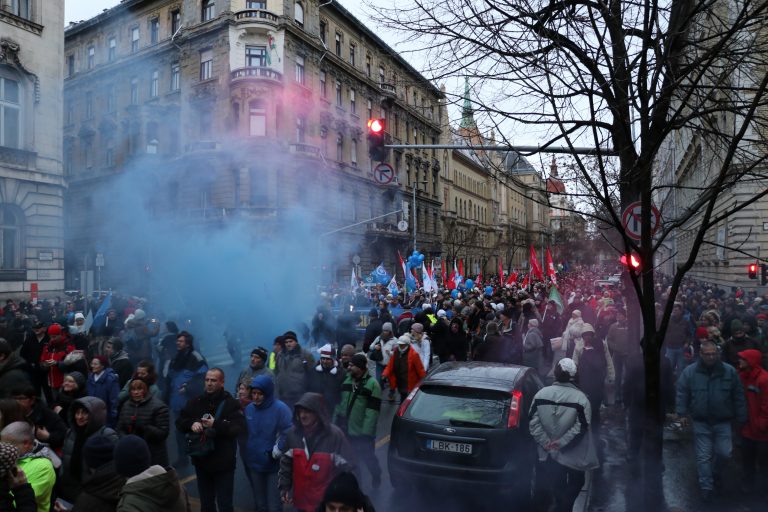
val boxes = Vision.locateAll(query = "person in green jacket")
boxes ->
[334,354,382,488]
[114,435,189,512]
[0,422,55,512]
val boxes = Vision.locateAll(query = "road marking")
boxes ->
[375,434,390,449]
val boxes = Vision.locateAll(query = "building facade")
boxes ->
[0,1,65,298]
[63,0,443,291]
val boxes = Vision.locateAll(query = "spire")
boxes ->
[550,156,558,177]
[460,77,476,130]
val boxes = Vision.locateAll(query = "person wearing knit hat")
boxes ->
[722,318,760,368]
[275,331,315,410]
[0,441,38,512]
[76,435,124,511]
[236,346,273,394]
[113,435,189,511]
[317,471,375,512]
[383,334,425,403]
[334,353,382,489]
[736,349,768,492]
[307,343,344,414]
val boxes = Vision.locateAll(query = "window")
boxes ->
[294,2,304,27]
[106,148,114,167]
[365,55,371,77]
[379,66,385,85]
[319,20,327,44]
[106,86,115,112]
[150,18,159,44]
[10,0,30,20]
[170,62,180,91]
[349,43,356,66]
[67,55,75,77]
[335,33,341,56]
[246,46,266,67]
[0,206,22,270]
[108,37,116,62]
[131,27,140,52]
[66,103,74,125]
[335,80,342,106]
[336,134,343,161]
[85,92,93,119]
[0,76,21,149]
[367,99,372,119]
[150,70,159,98]
[350,89,356,114]
[249,100,266,136]
[171,9,181,35]
[202,0,215,21]
[247,1,266,8]
[320,71,327,98]
[200,49,212,80]
[130,77,139,105]
[351,139,357,165]
[296,116,306,143]
[295,55,305,85]
[82,138,93,169]
[87,46,95,69]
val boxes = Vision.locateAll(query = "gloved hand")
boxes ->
[272,445,282,459]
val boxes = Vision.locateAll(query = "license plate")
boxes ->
[426,439,472,454]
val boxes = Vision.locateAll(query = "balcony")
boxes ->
[230,67,283,85]
[366,222,409,238]
[289,143,321,158]
[379,82,396,99]
[0,146,36,169]
[233,9,279,32]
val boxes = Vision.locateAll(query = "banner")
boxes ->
[549,284,565,314]
[530,245,544,281]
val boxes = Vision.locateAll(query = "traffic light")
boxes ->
[620,253,641,272]
[762,264,768,285]
[748,263,758,279]
[367,118,388,162]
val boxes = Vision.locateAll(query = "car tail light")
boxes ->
[397,385,420,417]
[507,390,523,428]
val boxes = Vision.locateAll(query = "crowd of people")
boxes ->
[0,268,766,511]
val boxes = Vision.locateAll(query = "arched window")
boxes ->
[0,206,22,270]
[294,2,304,27]
[0,71,22,149]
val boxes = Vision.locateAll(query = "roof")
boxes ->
[424,361,530,392]
[547,177,566,193]
[499,151,538,176]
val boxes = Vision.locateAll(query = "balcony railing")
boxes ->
[230,66,283,83]
[380,82,396,97]
[289,143,321,157]
[234,9,279,30]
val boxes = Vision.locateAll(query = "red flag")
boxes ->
[458,259,464,278]
[521,274,529,288]
[506,270,518,285]
[545,248,557,284]
[530,246,544,281]
[476,273,482,286]
[447,268,457,290]
[498,259,504,283]
[397,251,407,280]
[441,260,447,286]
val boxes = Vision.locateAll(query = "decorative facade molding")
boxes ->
[0,38,40,102]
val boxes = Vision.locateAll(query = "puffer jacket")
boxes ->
[737,349,768,441]
[166,348,208,413]
[60,397,119,501]
[72,462,125,512]
[176,389,245,473]
[529,382,600,472]
[676,359,747,423]
[334,371,381,438]
[117,395,170,467]
[116,465,189,512]
[279,392,356,512]
[242,375,293,472]
[275,346,315,408]
[87,368,120,427]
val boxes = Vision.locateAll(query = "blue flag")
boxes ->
[370,263,391,285]
[92,292,112,331]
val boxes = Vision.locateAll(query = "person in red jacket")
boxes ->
[382,335,426,402]
[39,325,78,400]
[737,349,768,491]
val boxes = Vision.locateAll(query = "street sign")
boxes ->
[372,163,395,185]
[621,201,661,240]
[397,220,409,232]
[95,253,105,268]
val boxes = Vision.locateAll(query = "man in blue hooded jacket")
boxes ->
[242,375,292,512]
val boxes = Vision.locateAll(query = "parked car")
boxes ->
[388,361,544,503]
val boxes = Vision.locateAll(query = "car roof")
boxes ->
[423,362,531,392]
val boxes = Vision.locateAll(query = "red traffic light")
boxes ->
[367,119,385,134]
[749,263,758,279]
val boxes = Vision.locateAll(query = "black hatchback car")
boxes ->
[388,361,543,500]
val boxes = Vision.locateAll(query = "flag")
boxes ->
[505,271,518,286]
[441,260,447,286]
[350,267,358,290]
[498,259,504,283]
[447,267,457,290]
[92,292,112,332]
[475,274,482,286]
[521,274,529,288]
[545,248,557,284]
[266,33,276,65]
[397,251,407,280]
[548,284,565,314]
[422,263,433,293]
[530,245,544,281]
[372,263,391,285]
[387,276,399,296]
[84,310,94,334]
[458,259,464,278]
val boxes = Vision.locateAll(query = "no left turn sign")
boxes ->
[622,201,661,240]
[372,163,395,185]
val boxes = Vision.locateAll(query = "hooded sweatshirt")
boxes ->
[278,392,356,512]
[242,375,293,472]
[116,465,188,512]
[737,349,768,441]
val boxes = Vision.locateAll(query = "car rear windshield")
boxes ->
[405,385,510,427]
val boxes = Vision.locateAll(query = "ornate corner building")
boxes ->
[0,1,65,298]
[63,0,443,291]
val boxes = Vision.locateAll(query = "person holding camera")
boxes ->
[0,441,38,512]
[176,368,244,512]
[241,375,292,512]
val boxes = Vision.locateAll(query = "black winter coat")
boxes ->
[0,481,36,512]
[72,462,125,512]
[28,400,68,450]
[176,389,245,472]
[117,395,170,467]
[0,353,32,398]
